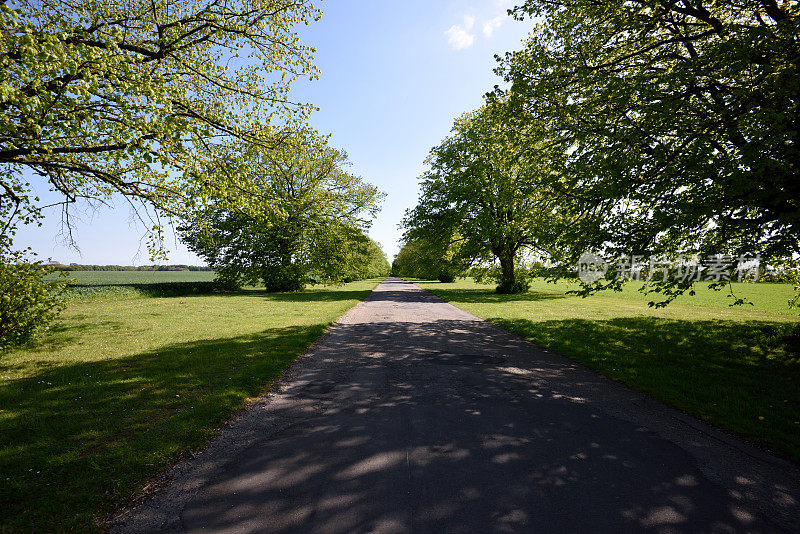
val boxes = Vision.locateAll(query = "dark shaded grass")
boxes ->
[208,288,383,302]
[63,283,378,301]
[0,326,326,531]
[64,281,227,298]
[430,288,567,304]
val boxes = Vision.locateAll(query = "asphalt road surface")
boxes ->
[114,277,800,533]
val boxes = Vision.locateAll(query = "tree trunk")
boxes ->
[496,248,519,293]
[500,252,515,287]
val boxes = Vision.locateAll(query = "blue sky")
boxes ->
[18,0,533,265]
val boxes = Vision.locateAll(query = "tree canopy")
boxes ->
[0,0,320,256]
[180,132,385,291]
[403,100,579,292]
[493,0,800,296]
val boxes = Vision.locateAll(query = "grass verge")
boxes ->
[0,279,381,532]
[415,278,800,463]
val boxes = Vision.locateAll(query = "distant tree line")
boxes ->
[52,264,213,272]
[391,237,463,283]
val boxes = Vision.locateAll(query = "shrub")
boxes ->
[471,265,532,294]
[438,271,456,283]
[1,252,66,349]
[261,264,305,292]
[495,278,531,294]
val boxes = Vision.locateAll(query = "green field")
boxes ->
[0,279,381,532]
[415,278,800,462]
[45,270,219,299]
[52,270,216,286]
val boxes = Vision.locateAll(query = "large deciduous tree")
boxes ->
[403,101,580,293]
[497,0,800,297]
[180,133,384,291]
[0,0,319,255]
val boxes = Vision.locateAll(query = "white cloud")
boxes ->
[445,15,476,50]
[482,15,505,37]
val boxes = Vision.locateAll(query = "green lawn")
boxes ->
[415,278,800,463]
[0,279,381,532]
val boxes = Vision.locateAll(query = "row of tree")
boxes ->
[52,264,213,272]
[402,0,800,301]
[391,236,463,283]
[1,0,388,347]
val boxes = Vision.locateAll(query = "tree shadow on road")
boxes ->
[166,318,794,533]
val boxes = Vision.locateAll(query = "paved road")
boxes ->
[114,278,800,533]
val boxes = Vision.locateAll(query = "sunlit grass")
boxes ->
[0,280,381,532]
[416,278,800,463]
